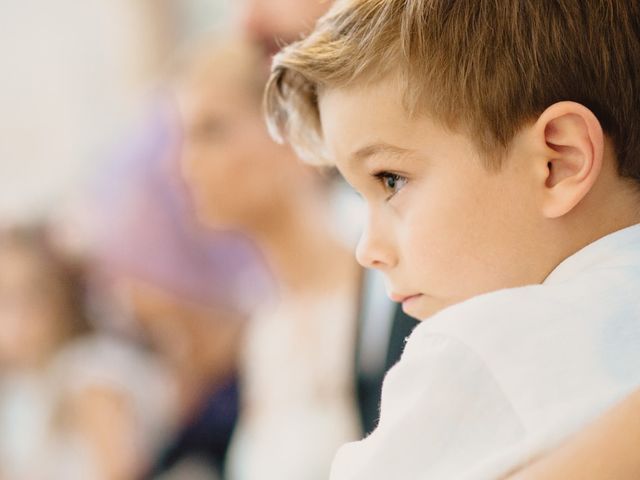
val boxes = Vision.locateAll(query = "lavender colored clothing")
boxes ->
[90,97,273,315]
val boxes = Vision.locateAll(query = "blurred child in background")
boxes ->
[0,226,88,479]
[0,226,172,480]
[177,37,362,480]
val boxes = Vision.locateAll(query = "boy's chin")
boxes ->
[401,294,453,321]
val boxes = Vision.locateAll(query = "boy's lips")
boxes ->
[389,292,422,304]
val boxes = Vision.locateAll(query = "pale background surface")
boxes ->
[0,0,230,223]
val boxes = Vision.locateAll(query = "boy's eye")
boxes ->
[373,171,408,198]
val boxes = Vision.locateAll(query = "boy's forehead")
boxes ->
[318,80,483,171]
[319,80,424,159]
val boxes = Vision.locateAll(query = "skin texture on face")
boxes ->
[318,76,633,320]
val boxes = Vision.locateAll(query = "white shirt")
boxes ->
[331,224,640,480]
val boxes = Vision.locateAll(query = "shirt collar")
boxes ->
[543,223,640,285]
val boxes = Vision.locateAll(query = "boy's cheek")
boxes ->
[403,224,474,291]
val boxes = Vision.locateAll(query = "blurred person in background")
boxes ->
[44,327,174,480]
[0,226,88,479]
[178,37,361,480]
[87,99,272,479]
[239,0,419,435]
[507,388,640,479]
[0,226,171,480]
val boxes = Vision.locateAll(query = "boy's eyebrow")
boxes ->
[350,143,415,163]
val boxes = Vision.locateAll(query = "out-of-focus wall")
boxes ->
[0,0,229,223]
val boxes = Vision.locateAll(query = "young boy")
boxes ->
[264,1,640,478]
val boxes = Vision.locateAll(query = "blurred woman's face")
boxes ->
[179,72,301,230]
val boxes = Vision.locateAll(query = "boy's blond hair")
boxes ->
[265,0,640,177]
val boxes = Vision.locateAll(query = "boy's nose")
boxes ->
[355,223,397,270]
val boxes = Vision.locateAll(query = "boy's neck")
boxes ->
[542,172,640,281]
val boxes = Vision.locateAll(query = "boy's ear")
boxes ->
[533,101,604,218]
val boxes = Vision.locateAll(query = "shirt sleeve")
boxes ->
[330,334,525,480]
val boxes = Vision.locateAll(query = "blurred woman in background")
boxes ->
[178,37,362,480]
[86,97,273,479]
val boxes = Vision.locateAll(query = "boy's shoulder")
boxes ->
[404,259,640,422]
[333,228,640,480]
[413,224,640,357]
[411,283,567,353]
[336,282,612,480]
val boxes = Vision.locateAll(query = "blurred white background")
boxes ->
[0,0,230,223]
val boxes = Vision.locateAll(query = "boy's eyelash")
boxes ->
[371,171,408,199]
[372,171,396,182]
